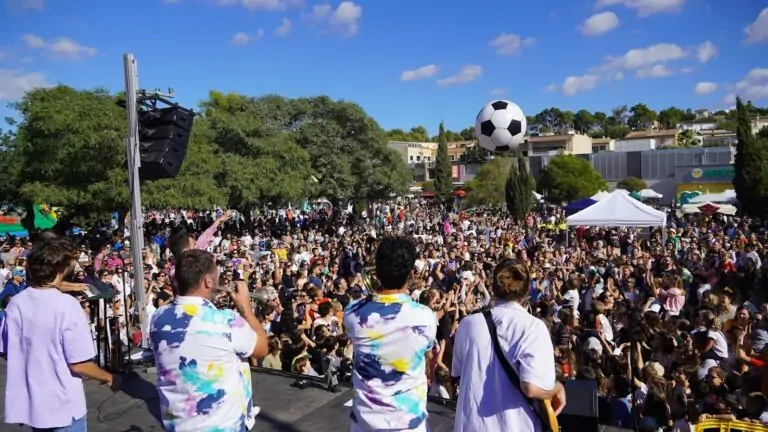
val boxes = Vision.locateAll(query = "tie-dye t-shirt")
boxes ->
[149,296,257,432]
[343,292,437,431]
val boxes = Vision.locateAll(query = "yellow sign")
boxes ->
[690,168,703,179]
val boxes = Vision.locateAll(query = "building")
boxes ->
[677,120,718,132]
[524,146,733,205]
[523,132,593,155]
[695,109,710,119]
[698,130,737,147]
[614,128,678,151]
[591,138,615,153]
[447,141,474,162]
[387,140,438,164]
[752,116,768,136]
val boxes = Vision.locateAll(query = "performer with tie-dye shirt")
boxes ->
[344,236,438,432]
[150,249,269,432]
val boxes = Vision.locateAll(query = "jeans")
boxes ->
[31,415,87,432]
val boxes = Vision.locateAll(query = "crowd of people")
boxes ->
[2,199,768,431]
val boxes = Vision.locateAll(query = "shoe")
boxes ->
[252,406,261,417]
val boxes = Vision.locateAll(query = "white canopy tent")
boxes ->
[567,190,666,228]
[688,189,737,204]
[639,188,663,199]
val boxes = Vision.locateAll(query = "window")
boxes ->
[409,155,414,162]
[450,154,456,161]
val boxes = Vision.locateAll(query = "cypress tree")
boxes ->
[505,151,535,223]
[733,97,766,216]
[434,121,452,206]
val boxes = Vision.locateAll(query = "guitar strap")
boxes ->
[482,310,553,432]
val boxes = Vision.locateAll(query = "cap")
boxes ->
[12,267,25,278]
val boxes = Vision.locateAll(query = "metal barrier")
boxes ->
[695,419,768,432]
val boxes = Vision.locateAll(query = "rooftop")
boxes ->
[623,129,679,139]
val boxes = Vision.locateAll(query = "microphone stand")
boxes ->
[627,306,640,432]
[120,260,134,374]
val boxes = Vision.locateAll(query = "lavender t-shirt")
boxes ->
[0,287,96,428]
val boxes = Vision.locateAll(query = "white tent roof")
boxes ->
[639,188,663,198]
[567,190,666,227]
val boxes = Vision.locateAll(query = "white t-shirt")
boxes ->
[452,301,556,432]
[150,296,257,432]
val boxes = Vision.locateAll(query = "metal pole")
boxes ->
[123,53,149,349]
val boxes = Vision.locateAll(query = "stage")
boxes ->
[0,362,456,431]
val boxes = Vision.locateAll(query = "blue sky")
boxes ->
[1,0,767,135]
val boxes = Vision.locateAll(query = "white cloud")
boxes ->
[489,88,506,95]
[163,0,181,3]
[561,74,599,96]
[579,11,620,36]
[0,69,52,100]
[400,65,438,81]
[744,7,768,44]
[603,43,686,70]
[275,18,292,36]
[637,64,673,78]
[488,33,536,55]
[22,35,97,60]
[5,0,44,10]
[231,32,251,45]
[595,0,685,17]
[696,41,717,63]
[437,65,483,86]
[679,67,695,74]
[304,2,362,36]
[48,38,97,60]
[728,68,768,102]
[694,82,717,95]
[545,84,557,92]
[213,0,302,11]
[613,71,624,80]
[21,33,44,48]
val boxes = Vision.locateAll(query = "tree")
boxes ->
[461,143,490,163]
[534,108,565,131]
[433,121,453,205]
[658,107,685,129]
[757,126,768,140]
[538,154,607,203]
[676,129,699,148]
[573,109,596,133]
[463,157,511,208]
[616,176,647,192]
[628,103,658,129]
[505,151,535,222]
[733,97,766,216]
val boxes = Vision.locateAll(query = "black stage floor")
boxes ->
[0,362,455,431]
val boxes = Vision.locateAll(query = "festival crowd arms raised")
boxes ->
[2,44,768,432]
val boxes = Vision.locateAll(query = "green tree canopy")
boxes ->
[733,97,766,217]
[3,86,410,227]
[538,154,607,203]
[616,176,648,192]
[463,157,510,208]
[434,121,452,205]
[505,152,535,223]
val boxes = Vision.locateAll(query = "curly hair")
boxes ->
[374,235,416,290]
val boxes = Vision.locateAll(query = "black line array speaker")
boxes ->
[559,379,600,432]
[138,107,194,180]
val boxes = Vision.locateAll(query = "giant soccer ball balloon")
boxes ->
[474,100,527,153]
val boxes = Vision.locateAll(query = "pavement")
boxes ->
[0,361,455,431]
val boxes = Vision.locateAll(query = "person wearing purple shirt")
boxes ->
[0,236,115,431]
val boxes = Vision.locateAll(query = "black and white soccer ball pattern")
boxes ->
[474,100,527,153]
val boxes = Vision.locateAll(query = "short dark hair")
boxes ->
[27,237,78,286]
[374,236,416,290]
[168,230,194,258]
[175,249,216,295]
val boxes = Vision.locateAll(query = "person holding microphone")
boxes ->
[150,249,268,432]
